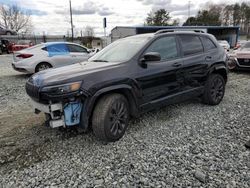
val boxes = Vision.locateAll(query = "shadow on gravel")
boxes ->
[7,73,32,79]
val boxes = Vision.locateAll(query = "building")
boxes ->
[111,26,240,47]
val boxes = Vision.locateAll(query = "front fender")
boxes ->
[79,84,139,130]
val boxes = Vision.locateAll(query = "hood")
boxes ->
[233,50,250,58]
[29,61,123,86]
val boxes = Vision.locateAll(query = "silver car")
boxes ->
[0,26,17,35]
[12,42,92,73]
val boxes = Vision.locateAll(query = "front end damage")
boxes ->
[31,99,83,128]
[25,78,90,129]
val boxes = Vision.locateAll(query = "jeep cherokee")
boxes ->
[26,30,228,142]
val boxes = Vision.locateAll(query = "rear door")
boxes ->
[136,35,184,107]
[178,34,208,91]
[66,44,90,63]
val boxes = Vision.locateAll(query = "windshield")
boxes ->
[88,34,152,62]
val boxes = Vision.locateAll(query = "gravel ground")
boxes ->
[0,54,250,187]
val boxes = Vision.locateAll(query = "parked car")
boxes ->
[25,31,228,142]
[0,39,12,54]
[89,48,100,54]
[11,40,33,52]
[218,40,230,51]
[0,26,17,35]
[12,42,91,73]
[228,41,250,70]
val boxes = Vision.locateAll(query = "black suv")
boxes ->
[26,30,228,142]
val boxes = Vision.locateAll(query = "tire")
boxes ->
[202,74,225,105]
[6,31,11,35]
[35,62,52,72]
[92,94,129,142]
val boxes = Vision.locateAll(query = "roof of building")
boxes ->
[111,25,240,31]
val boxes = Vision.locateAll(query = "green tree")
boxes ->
[183,17,197,26]
[183,4,222,26]
[145,9,172,26]
[233,3,241,26]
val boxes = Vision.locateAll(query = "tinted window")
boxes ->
[67,44,88,53]
[145,36,178,61]
[201,36,216,51]
[180,35,203,56]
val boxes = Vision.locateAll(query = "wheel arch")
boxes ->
[35,61,53,72]
[80,85,139,130]
[209,63,228,83]
[90,85,139,118]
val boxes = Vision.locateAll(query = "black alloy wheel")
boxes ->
[203,74,225,105]
[92,94,129,142]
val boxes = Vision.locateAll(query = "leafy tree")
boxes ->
[233,3,241,26]
[145,9,172,26]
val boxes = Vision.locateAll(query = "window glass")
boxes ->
[180,35,203,56]
[46,43,69,57]
[67,44,87,53]
[88,34,152,62]
[145,36,178,61]
[201,36,216,51]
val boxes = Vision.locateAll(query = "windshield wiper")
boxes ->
[92,59,108,62]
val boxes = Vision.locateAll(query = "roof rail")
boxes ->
[155,29,205,35]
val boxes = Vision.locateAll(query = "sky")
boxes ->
[0,0,241,36]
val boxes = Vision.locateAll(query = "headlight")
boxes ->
[41,81,82,95]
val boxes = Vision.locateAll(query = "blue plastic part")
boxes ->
[64,102,82,126]
[45,43,69,57]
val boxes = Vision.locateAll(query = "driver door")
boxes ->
[136,35,184,108]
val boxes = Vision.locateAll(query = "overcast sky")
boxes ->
[0,0,242,36]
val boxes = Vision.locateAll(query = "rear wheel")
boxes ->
[202,74,225,105]
[6,31,11,35]
[35,62,52,72]
[92,94,129,142]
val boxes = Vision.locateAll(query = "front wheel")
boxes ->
[202,74,225,105]
[92,94,129,142]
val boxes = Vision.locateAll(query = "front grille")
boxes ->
[237,58,250,66]
[25,82,40,100]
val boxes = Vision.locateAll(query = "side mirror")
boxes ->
[139,52,161,68]
[142,52,161,62]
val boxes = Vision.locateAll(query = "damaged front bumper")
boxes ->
[31,99,82,128]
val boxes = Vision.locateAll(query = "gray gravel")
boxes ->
[0,54,250,187]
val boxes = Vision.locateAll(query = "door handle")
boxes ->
[205,56,212,61]
[172,62,182,67]
[71,55,77,57]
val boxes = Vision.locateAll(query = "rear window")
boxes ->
[179,35,203,56]
[201,36,217,51]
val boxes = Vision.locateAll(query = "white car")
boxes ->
[218,40,230,51]
[12,42,91,73]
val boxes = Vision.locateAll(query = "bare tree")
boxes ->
[84,26,95,37]
[0,4,33,33]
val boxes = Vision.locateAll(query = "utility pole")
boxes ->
[188,1,191,25]
[69,0,74,42]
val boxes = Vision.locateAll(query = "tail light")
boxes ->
[16,54,33,59]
